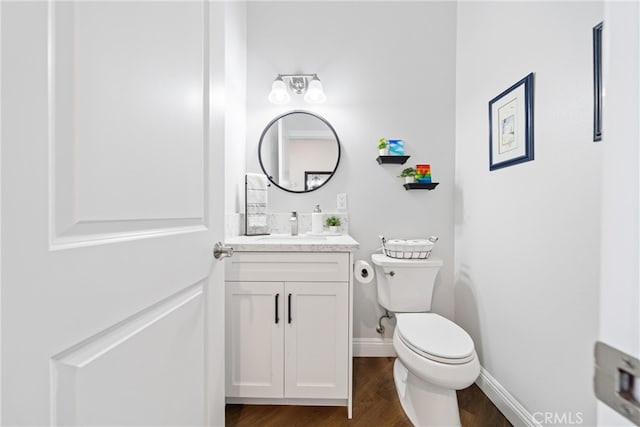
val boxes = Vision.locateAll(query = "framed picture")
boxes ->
[304,171,331,191]
[489,73,535,171]
[593,21,603,142]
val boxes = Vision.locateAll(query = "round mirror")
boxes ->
[258,110,341,193]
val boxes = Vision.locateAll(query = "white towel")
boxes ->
[246,189,267,205]
[246,173,268,209]
[246,173,268,191]
[247,216,268,227]
[245,173,269,235]
[246,204,266,215]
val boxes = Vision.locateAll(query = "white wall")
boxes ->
[224,2,247,215]
[598,1,639,425]
[455,1,602,424]
[245,1,458,340]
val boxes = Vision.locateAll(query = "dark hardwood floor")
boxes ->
[226,357,512,427]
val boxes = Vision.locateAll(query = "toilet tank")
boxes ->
[371,254,443,312]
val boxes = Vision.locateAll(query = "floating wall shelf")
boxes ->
[403,182,439,190]
[376,155,410,165]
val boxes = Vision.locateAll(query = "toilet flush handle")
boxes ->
[384,270,395,277]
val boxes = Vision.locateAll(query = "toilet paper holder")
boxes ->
[354,260,375,284]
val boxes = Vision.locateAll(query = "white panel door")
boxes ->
[225,282,284,398]
[598,1,640,425]
[284,282,348,399]
[1,1,226,425]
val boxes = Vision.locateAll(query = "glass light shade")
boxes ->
[303,77,326,103]
[268,78,290,104]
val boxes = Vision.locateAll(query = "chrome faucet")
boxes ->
[289,211,298,236]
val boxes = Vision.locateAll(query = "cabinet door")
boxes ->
[284,282,349,399]
[226,282,284,398]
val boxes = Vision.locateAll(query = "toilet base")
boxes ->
[393,359,461,426]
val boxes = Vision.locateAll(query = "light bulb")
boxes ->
[268,77,290,104]
[304,76,326,104]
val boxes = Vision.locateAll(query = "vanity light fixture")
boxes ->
[268,74,326,105]
[268,76,290,105]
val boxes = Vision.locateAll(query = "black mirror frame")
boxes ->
[258,110,341,193]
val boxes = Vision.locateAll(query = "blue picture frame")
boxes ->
[488,73,534,171]
[593,22,603,142]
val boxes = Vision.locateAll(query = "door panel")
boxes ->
[226,282,284,398]
[51,1,206,245]
[52,284,205,426]
[1,1,225,425]
[285,282,348,399]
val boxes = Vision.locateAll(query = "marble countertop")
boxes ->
[225,233,360,252]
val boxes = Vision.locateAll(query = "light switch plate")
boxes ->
[337,193,347,211]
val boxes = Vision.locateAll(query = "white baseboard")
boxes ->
[476,367,541,427]
[353,337,396,357]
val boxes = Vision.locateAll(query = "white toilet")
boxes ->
[371,253,480,426]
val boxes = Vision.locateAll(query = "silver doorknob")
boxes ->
[213,241,233,260]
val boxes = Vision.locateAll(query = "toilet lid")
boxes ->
[396,313,475,364]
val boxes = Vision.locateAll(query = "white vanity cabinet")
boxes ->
[225,250,353,416]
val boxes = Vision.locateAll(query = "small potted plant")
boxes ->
[399,167,417,184]
[325,216,341,233]
[378,138,389,155]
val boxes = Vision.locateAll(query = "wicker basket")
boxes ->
[379,235,438,259]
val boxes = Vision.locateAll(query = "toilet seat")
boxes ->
[396,313,475,365]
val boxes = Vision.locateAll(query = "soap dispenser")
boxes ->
[312,205,323,234]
